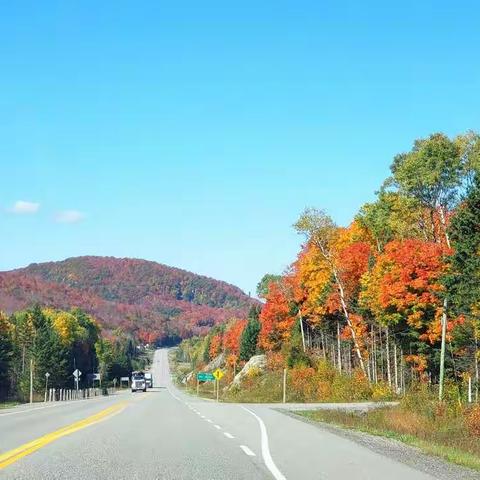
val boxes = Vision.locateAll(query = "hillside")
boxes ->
[0,256,255,343]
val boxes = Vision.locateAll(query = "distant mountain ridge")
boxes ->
[0,256,255,343]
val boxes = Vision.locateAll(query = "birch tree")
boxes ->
[294,208,368,377]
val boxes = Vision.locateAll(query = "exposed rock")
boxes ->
[203,353,226,372]
[182,371,194,384]
[231,354,267,387]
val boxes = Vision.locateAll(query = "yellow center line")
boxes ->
[0,401,129,470]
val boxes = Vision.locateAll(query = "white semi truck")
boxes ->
[131,371,147,392]
[144,372,153,388]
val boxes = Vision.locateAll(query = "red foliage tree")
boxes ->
[259,281,295,351]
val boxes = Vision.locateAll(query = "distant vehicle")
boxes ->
[131,371,147,393]
[144,372,153,388]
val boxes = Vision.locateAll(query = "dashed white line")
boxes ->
[224,432,234,439]
[206,419,213,423]
[240,445,256,456]
[214,424,221,430]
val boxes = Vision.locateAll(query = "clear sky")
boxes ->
[1,1,479,295]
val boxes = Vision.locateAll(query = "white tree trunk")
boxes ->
[386,326,392,387]
[337,320,342,372]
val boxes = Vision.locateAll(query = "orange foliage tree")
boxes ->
[259,280,296,351]
[361,239,449,374]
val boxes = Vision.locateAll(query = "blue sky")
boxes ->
[1,1,479,295]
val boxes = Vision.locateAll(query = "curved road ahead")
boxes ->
[0,349,476,480]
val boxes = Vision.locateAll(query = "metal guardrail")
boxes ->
[45,387,116,402]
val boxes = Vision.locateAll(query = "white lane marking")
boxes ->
[206,419,213,423]
[241,406,286,480]
[200,415,206,419]
[224,432,234,439]
[240,445,256,456]
[214,424,221,430]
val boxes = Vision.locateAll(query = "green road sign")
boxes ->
[197,372,215,382]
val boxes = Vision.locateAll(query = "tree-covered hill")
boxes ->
[0,256,255,344]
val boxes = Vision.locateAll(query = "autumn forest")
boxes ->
[2,130,480,411]
[180,130,480,407]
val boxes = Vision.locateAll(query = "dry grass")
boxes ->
[298,394,480,472]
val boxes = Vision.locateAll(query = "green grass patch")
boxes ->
[0,401,19,409]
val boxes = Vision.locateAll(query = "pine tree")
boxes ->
[30,306,68,390]
[203,336,211,363]
[446,175,480,386]
[0,313,13,399]
[447,175,480,315]
[239,306,261,361]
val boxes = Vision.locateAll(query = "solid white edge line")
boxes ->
[240,445,256,456]
[241,406,287,480]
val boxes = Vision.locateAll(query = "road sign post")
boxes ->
[73,369,82,392]
[212,369,224,402]
[44,372,50,402]
[196,372,215,382]
[196,372,216,398]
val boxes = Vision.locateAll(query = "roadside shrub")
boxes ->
[316,360,336,383]
[267,352,285,371]
[371,382,394,401]
[466,405,480,437]
[287,345,312,368]
[290,366,316,401]
[246,366,262,378]
[316,380,333,400]
[401,382,435,416]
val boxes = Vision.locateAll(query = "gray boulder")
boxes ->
[231,354,267,387]
[203,353,226,372]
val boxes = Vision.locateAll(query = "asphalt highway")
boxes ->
[0,349,476,480]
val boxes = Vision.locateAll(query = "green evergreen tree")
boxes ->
[203,336,211,363]
[447,175,480,316]
[30,306,69,391]
[0,313,13,399]
[239,306,261,361]
[446,175,480,381]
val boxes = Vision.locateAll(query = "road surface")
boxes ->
[0,349,477,479]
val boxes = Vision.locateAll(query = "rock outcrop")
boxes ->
[230,354,267,387]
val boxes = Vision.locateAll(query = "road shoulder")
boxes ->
[279,409,480,480]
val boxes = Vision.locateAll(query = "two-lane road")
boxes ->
[0,349,477,479]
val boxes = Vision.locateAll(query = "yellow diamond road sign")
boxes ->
[212,369,224,380]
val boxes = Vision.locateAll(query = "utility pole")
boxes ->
[438,298,448,401]
[29,358,34,404]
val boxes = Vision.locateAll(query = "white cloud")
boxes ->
[9,200,40,214]
[55,210,86,224]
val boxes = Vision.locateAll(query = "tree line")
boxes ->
[180,131,480,402]
[0,305,149,401]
